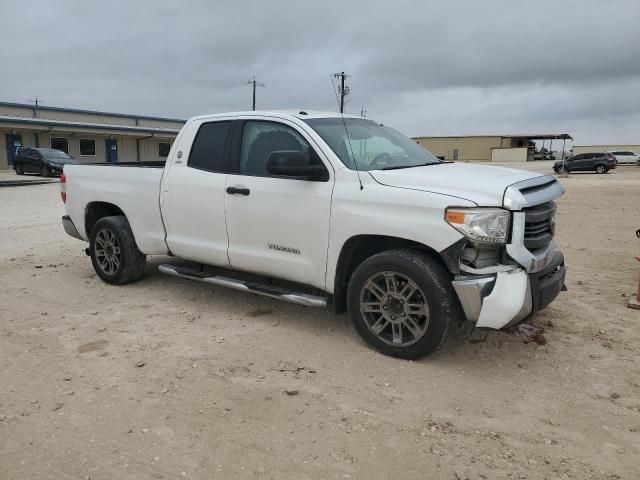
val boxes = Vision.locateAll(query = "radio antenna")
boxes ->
[332,72,363,190]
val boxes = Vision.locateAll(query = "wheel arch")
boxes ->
[332,234,459,314]
[85,201,126,238]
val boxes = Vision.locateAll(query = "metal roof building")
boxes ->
[0,101,185,170]
[413,133,572,163]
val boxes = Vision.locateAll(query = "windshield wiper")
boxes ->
[380,162,439,170]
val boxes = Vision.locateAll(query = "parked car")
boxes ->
[60,110,566,359]
[611,150,639,165]
[553,152,617,174]
[533,150,556,161]
[14,148,78,177]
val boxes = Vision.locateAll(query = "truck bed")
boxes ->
[63,163,168,255]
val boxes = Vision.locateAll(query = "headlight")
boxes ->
[445,208,510,245]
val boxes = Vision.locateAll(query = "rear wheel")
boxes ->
[41,165,50,177]
[347,250,460,359]
[90,215,146,285]
[595,164,607,174]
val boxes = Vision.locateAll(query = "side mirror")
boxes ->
[266,150,327,180]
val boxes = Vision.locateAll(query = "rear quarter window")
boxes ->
[188,121,231,172]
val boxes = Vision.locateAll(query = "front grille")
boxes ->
[523,201,556,249]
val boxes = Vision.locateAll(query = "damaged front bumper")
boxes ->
[452,252,566,329]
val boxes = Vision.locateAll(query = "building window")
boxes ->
[79,139,96,156]
[158,142,171,158]
[50,137,69,154]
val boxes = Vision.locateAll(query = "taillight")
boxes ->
[60,173,66,203]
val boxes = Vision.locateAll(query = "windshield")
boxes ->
[304,118,440,171]
[38,149,72,162]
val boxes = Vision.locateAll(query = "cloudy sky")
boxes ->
[1,0,639,145]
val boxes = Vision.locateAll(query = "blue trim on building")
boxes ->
[0,101,186,124]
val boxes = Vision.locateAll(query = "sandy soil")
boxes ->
[1,166,639,480]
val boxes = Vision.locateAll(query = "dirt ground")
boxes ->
[1,165,639,480]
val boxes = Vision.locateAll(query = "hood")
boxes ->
[368,162,544,206]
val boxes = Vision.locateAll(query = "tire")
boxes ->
[15,164,24,175]
[556,166,567,175]
[90,215,146,285]
[41,165,50,177]
[347,250,461,359]
[595,164,607,174]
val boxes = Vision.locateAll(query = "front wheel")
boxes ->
[595,164,607,174]
[90,216,146,285]
[15,164,24,175]
[556,166,567,175]
[347,250,461,359]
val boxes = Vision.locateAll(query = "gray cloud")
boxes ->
[0,0,638,144]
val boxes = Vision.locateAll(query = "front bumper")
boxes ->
[62,215,84,241]
[452,252,566,329]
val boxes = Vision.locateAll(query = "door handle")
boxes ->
[226,186,250,196]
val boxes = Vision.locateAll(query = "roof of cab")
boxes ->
[188,110,365,122]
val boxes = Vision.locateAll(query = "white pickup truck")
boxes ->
[61,110,566,359]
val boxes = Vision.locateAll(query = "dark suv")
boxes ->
[14,148,78,177]
[553,152,617,174]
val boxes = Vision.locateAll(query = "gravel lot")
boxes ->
[1,166,639,479]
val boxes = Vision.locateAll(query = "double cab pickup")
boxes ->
[61,111,566,358]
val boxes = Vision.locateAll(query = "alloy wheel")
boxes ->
[359,271,430,347]
[94,229,121,275]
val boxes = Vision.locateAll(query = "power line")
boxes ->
[333,72,350,113]
[247,76,265,111]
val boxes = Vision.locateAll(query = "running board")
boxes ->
[158,264,327,308]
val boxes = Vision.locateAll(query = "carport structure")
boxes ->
[528,133,573,161]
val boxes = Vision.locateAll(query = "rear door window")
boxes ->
[188,121,231,172]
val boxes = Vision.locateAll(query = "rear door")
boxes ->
[590,153,605,169]
[224,118,334,289]
[161,119,232,267]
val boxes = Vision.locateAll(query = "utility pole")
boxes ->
[29,96,43,146]
[247,76,265,111]
[29,96,43,118]
[333,72,350,113]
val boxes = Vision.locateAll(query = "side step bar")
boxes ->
[158,264,327,308]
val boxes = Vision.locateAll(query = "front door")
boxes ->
[161,119,231,267]
[224,119,333,289]
[5,134,22,168]
[105,139,118,162]
[571,154,588,171]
